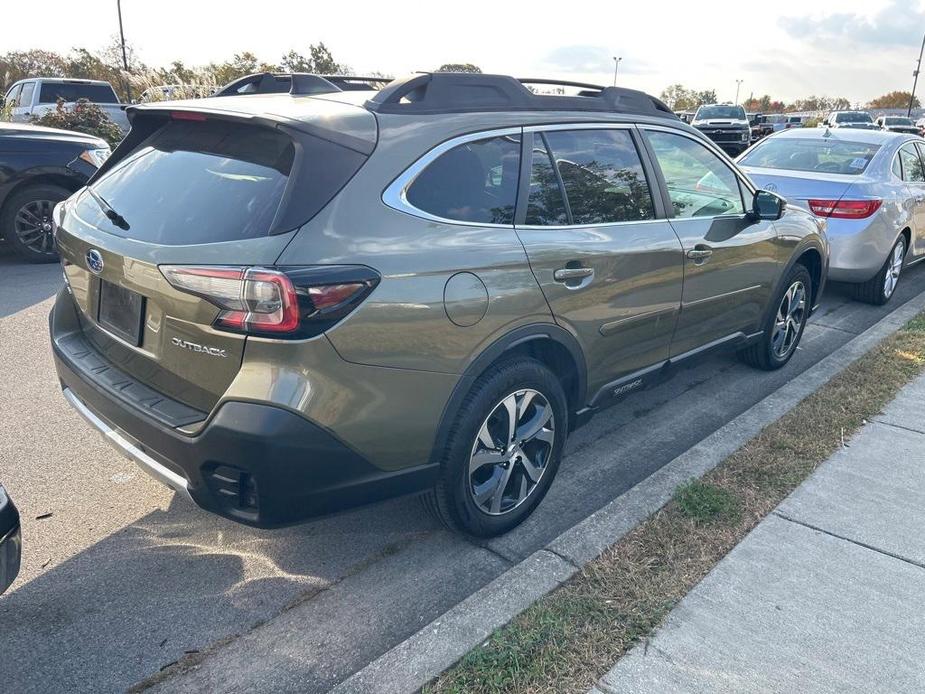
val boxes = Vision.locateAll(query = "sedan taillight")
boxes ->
[807,199,882,220]
[160,265,379,338]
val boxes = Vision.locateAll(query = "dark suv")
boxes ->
[49,73,827,536]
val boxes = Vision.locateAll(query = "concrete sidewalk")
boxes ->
[592,373,925,694]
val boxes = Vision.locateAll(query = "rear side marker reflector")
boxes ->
[808,199,882,219]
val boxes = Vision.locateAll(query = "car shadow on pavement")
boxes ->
[0,250,62,319]
[0,490,441,694]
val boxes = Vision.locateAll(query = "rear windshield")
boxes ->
[885,117,914,126]
[86,120,294,244]
[739,138,880,175]
[39,82,119,104]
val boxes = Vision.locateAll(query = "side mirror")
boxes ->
[0,484,21,595]
[752,190,785,221]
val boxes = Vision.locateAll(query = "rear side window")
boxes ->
[19,82,35,106]
[899,144,925,183]
[406,135,521,224]
[543,129,654,225]
[86,120,295,244]
[526,133,568,225]
[39,82,119,104]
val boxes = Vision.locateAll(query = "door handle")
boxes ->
[554,267,594,282]
[686,247,714,260]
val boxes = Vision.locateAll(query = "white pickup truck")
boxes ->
[3,78,130,133]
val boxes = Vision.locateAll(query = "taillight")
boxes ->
[808,199,882,219]
[160,265,379,338]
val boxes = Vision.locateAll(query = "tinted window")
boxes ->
[39,82,119,104]
[647,131,745,218]
[525,133,568,225]
[85,120,294,244]
[739,138,880,175]
[406,135,521,224]
[834,112,872,124]
[893,153,903,179]
[19,82,35,106]
[900,144,925,183]
[543,129,654,225]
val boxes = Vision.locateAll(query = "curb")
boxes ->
[331,288,925,694]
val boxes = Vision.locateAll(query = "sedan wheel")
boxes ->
[13,198,58,257]
[883,238,905,300]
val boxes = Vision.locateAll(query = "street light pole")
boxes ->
[909,31,925,117]
[612,56,622,87]
[117,0,132,103]
[735,79,743,106]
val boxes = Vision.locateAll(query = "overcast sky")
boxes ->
[4,0,924,103]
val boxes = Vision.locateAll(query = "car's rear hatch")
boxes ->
[54,97,376,415]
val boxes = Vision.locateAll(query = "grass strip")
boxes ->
[427,313,925,694]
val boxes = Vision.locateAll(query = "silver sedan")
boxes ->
[738,128,925,304]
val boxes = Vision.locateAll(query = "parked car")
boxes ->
[747,113,774,142]
[690,103,751,155]
[215,72,391,97]
[916,117,925,136]
[0,484,21,595]
[4,78,130,133]
[50,72,826,536]
[823,110,878,130]
[138,84,215,102]
[876,115,920,135]
[0,122,109,262]
[739,128,925,304]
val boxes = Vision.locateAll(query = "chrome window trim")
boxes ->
[381,126,523,229]
[522,122,635,133]
[517,218,667,231]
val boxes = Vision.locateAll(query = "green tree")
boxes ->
[0,50,68,87]
[279,43,348,75]
[868,90,920,109]
[659,84,716,111]
[436,63,482,73]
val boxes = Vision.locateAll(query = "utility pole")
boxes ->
[612,56,622,87]
[735,79,744,106]
[910,31,925,117]
[117,0,132,103]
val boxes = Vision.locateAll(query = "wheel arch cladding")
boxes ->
[428,325,588,465]
[795,247,823,306]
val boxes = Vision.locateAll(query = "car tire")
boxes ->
[422,357,568,537]
[0,184,70,263]
[739,264,812,371]
[850,235,906,306]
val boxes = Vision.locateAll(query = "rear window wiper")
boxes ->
[86,188,130,230]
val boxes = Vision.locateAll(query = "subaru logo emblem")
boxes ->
[86,249,104,275]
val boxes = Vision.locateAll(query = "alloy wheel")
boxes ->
[771,280,806,359]
[468,389,555,516]
[13,199,57,257]
[883,240,905,300]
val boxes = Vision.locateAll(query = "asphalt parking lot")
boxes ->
[1,247,924,693]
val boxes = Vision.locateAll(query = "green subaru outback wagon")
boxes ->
[49,72,828,536]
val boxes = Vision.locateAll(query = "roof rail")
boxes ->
[324,75,393,92]
[365,72,676,118]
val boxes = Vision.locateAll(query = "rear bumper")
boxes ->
[50,297,438,528]
[825,214,897,283]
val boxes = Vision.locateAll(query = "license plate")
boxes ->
[98,280,145,346]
